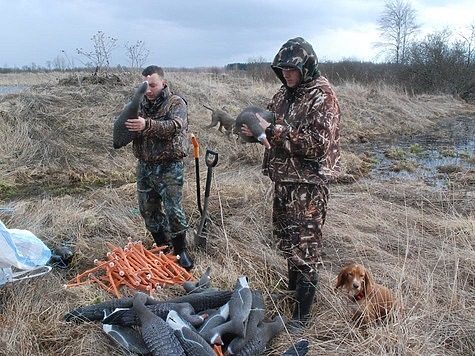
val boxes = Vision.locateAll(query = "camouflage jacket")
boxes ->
[132,86,189,164]
[263,37,341,184]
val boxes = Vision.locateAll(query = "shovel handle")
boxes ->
[191,133,199,158]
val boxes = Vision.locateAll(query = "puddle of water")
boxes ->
[0,86,28,95]
[356,116,475,189]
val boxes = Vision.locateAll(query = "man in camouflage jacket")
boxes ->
[244,37,341,328]
[124,65,193,270]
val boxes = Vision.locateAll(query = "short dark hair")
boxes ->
[142,65,164,77]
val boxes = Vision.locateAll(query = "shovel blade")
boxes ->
[194,229,207,249]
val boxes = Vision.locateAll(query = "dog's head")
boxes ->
[335,263,374,298]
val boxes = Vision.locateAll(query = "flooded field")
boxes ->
[353,115,475,189]
[0,86,28,95]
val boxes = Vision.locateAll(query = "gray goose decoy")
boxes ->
[166,310,215,356]
[234,106,274,149]
[209,276,252,345]
[132,292,185,356]
[169,289,232,312]
[198,302,230,344]
[65,297,136,323]
[281,338,309,356]
[231,315,286,356]
[64,291,161,323]
[102,300,204,327]
[182,266,212,294]
[102,310,150,356]
[224,290,265,355]
[113,81,148,149]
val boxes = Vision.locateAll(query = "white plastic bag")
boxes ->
[0,219,52,284]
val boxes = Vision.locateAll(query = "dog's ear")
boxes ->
[335,267,347,291]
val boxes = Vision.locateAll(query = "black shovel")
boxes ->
[194,145,218,249]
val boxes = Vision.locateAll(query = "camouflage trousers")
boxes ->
[273,182,329,276]
[136,161,189,237]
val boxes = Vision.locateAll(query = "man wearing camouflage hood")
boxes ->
[242,37,341,329]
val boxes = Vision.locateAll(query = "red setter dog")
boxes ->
[335,263,396,325]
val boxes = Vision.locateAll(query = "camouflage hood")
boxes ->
[272,37,321,87]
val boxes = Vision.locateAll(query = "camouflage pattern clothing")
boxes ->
[132,86,189,237]
[133,86,189,165]
[136,161,188,237]
[273,182,328,273]
[264,37,341,275]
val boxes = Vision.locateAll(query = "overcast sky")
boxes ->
[1,0,473,69]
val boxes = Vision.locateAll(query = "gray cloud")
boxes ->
[0,0,472,68]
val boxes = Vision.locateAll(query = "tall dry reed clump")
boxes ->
[0,70,474,355]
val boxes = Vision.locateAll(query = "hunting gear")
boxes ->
[243,37,341,329]
[121,65,193,271]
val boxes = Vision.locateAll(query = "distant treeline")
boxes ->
[227,60,474,101]
[2,59,473,102]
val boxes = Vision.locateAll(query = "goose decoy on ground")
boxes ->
[224,290,265,355]
[281,338,309,356]
[209,276,252,345]
[102,300,204,327]
[102,310,150,356]
[198,302,230,344]
[65,297,135,323]
[182,266,212,294]
[64,293,161,323]
[132,292,185,356]
[166,310,215,356]
[229,315,286,356]
[113,81,148,149]
[169,289,232,312]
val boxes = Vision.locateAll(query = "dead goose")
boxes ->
[132,292,185,356]
[166,310,215,356]
[113,81,148,149]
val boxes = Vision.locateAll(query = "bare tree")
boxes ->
[456,23,475,65]
[375,0,419,64]
[125,40,150,70]
[77,31,118,74]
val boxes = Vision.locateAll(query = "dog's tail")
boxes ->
[203,104,214,112]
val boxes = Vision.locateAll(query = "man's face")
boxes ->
[144,73,166,100]
[282,68,301,88]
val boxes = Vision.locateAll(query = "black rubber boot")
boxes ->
[288,272,318,331]
[172,232,194,271]
[151,228,170,251]
[270,266,298,301]
[288,262,298,291]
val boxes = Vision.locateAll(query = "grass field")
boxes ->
[0,70,474,355]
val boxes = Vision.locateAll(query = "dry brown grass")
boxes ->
[0,71,474,355]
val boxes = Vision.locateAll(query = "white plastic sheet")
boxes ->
[0,219,52,284]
